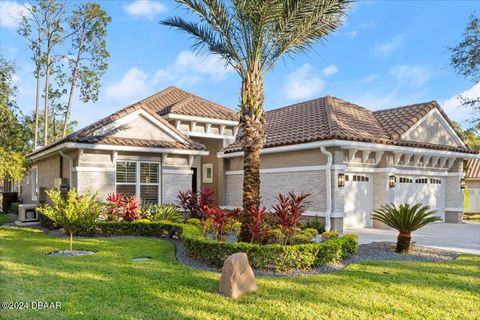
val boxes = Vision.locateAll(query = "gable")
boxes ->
[402,109,465,147]
[92,109,188,144]
[111,115,176,141]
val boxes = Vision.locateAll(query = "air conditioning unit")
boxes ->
[18,204,39,222]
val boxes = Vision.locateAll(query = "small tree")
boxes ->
[37,189,101,251]
[272,192,310,244]
[372,203,441,253]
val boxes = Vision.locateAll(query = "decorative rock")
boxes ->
[311,235,324,243]
[219,252,257,298]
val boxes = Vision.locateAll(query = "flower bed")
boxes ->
[79,221,358,272]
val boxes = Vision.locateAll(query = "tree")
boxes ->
[37,189,101,251]
[372,203,440,253]
[449,13,480,130]
[24,110,77,146]
[452,121,480,150]
[162,0,351,241]
[62,2,111,137]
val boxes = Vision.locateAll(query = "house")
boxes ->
[21,86,479,232]
[465,158,480,213]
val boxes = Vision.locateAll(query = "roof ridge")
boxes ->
[266,96,327,114]
[374,100,437,114]
[168,86,237,114]
[324,96,339,137]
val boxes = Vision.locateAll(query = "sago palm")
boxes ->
[162,0,351,241]
[372,203,441,253]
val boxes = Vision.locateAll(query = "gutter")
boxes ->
[320,147,332,231]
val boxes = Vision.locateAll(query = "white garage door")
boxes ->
[344,174,373,228]
[467,189,480,213]
[394,176,445,219]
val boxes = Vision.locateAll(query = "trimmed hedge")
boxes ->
[76,221,357,272]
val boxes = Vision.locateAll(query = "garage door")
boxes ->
[394,176,445,219]
[467,189,480,213]
[344,174,373,228]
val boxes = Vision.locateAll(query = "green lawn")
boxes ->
[1,227,479,320]
[0,214,13,225]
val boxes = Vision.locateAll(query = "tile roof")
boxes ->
[466,158,480,179]
[222,96,475,154]
[30,87,237,156]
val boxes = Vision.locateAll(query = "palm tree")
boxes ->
[372,203,441,253]
[162,0,351,241]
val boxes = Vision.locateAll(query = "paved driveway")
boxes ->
[344,222,480,255]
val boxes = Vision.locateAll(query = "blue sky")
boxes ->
[1,0,479,131]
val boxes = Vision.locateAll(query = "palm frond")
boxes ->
[372,203,441,233]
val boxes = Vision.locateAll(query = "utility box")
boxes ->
[18,204,38,222]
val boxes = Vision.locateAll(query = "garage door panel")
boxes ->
[344,174,373,229]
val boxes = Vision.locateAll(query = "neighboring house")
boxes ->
[21,86,479,232]
[466,158,480,213]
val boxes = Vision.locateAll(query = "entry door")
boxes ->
[191,168,198,193]
[344,174,373,228]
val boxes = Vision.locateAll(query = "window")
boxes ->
[116,161,159,203]
[352,175,369,182]
[430,178,442,184]
[31,166,38,201]
[399,177,413,183]
[415,178,428,184]
[202,163,213,183]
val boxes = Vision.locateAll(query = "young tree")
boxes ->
[162,0,351,241]
[449,13,480,130]
[62,2,111,137]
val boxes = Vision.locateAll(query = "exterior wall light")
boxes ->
[460,178,466,189]
[338,173,345,187]
[389,175,396,188]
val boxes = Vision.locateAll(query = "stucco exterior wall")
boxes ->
[467,180,480,189]
[403,113,458,147]
[162,171,192,204]
[111,115,176,141]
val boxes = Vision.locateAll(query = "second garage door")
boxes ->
[394,176,445,219]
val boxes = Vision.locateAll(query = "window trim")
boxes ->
[31,166,38,201]
[202,163,213,183]
[115,160,160,203]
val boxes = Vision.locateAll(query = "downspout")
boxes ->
[59,151,73,187]
[320,147,332,231]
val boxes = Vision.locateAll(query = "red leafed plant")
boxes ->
[177,187,215,219]
[247,205,269,243]
[105,192,125,221]
[123,195,141,221]
[202,206,239,241]
[272,192,310,244]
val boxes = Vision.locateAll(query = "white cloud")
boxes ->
[152,51,233,86]
[0,1,29,28]
[372,35,404,57]
[105,68,149,101]
[342,30,358,38]
[322,64,338,76]
[283,64,325,100]
[390,65,431,87]
[441,82,480,125]
[357,74,377,84]
[124,0,167,19]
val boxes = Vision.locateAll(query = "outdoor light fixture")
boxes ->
[389,175,396,188]
[338,173,345,187]
[460,178,466,189]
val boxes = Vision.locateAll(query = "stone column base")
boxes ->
[445,211,463,224]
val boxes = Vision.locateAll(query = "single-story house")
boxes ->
[21,86,479,232]
[465,158,480,213]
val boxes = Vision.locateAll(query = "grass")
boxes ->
[1,227,479,320]
[0,214,13,225]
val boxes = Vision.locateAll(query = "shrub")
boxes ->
[10,202,20,214]
[123,195,141,221]
[104,193,141,222]
[322,230,338,241]
[372,203,440,253]
[143,203,183,223]
[291,228,318,244]
[37,189,102,251]
[177,187,215,219]
[266,228,283,244]
[272,192,310,244]
[202,206,240,240]
[246,205,269,243]
[302,218,325,234]
[187,218,201,227]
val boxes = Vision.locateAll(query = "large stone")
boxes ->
[219,252,257,298]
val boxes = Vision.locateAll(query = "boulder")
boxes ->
[219,252,257,298]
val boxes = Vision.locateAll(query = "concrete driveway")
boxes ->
[344,222,480,255]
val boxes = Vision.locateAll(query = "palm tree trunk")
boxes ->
[239,69,266,242]
[396,232,411,253]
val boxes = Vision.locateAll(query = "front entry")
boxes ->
[344,173,373,228]
[192,168,198,193]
